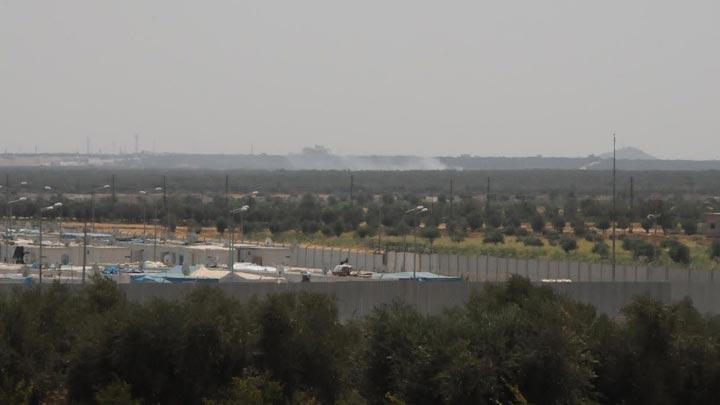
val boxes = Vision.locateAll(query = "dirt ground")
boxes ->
[61,221,225,239]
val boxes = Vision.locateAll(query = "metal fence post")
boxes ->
[467,255,471,280]
[575,261,580,281]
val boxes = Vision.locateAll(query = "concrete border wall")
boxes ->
[118,281,672,319]
[7,280,720,317]
[292,246,717,283]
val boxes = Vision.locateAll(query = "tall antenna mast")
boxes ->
[134,133,139,155]
[612,134,617,281]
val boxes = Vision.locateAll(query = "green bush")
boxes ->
[592,241,610,258]
[584,231,604,242]
[596,218,611,232]
[571,220,587,237]
[662,239,691,264]
[515,227,529,237]
[483,229,505,244]
[421,226,440,247]
[681,220,698,236]
[711,239,720,261]
[623,238,659,262]
[356,226,371,239]
[559,236,578,253]
[522,236,544,247]
[543,229,560,245]
[530,214,545,233]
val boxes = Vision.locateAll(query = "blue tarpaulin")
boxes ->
[130,274,171,283]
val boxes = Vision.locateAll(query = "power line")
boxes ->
[612,134,617,281]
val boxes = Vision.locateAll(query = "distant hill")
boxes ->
[3,147,720,171]
[598,147,656,160]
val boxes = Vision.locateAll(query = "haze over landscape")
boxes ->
[6,3,720,404]
[2,1,719,159]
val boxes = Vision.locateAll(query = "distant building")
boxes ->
[705,213,720,238]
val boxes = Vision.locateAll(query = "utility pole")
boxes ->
[82,220,88,284]
[38,212,43,284]
[162,176,167,211]
[630,176,634,212]
[224,174,229,207]
[377,205,383,254]
[90,190,96,233]
[449,179,454,221]
[349,174,354,204]
[228,220,235,271]
[3,174,8,262]
[153,210,158,262]
[485,177,491,215]
[162,175,167,239]
[612,134,617,281]
[111,174,117,203]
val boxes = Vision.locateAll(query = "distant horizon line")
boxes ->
[0,151,717,162]
[0,151,675,159]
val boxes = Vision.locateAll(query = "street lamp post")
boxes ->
[79,184,110,282]
[153,188,162,261]
[138,191,149,239]
[82,218,88,284]
[412,207,429,279]
[228,205,249,272]
[404,206,427,278]
[138,187,163,262]
[38,202,62,284]
[4,197,27,263]
[90,184,110,233]
[377,205,383,254]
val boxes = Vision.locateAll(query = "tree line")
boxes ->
[8,189,720,232]
[2,277,720,404]
[3,167,720,196]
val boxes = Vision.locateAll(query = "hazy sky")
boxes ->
[1,1,719,159]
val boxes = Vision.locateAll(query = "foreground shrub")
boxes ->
[2,276,720,404]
